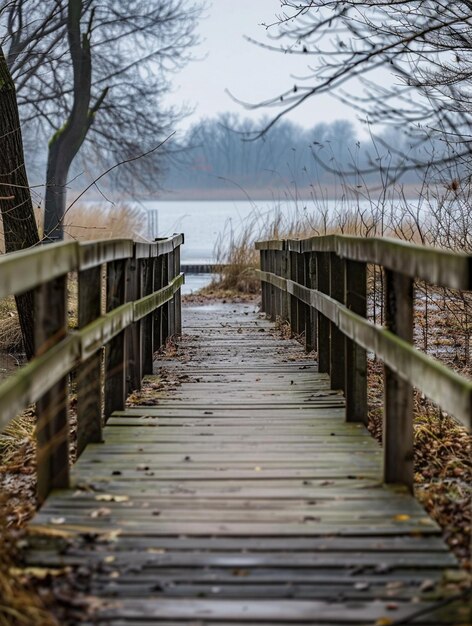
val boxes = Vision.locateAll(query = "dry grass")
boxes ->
[209,199,405,294]
[0,297,22,353]
[0,202,149,353]
[63,202,148,241]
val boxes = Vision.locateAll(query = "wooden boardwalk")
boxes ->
[25,303,466,625]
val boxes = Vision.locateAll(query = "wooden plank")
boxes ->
[77,265,103,456]
[89,597,455,622]
[384,269,414,489]
[0,241,77,298]
[258,234,472,290]
[23,303,464,625]
[35,274,70,503]
[79,239,134,270]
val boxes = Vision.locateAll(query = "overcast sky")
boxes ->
[166,0,364,134]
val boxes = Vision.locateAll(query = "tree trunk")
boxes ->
[0,45,40,359]
[44,140,73,241]
[44,0,107,241]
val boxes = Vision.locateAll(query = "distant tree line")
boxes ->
[162,113,440,195]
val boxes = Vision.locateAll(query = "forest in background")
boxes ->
[151,114,438,199]
[22,112,439,203]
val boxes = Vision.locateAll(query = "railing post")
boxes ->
[153,255,164,350]
[77,265,103,456]
[273,250,280,319]
[281,244,289,322]
[296,248,306,338]
[268,250,276,320]
[316,251,330,375]
[141,254,154,376]
[174,243,182,336]
[384,269,414,490]
[329,252,346,392]
[260,249,268,314]
[35,274,69,503]
[126,245,142,393]
[167,249,176,337]
[345,260,368,424]
[305,252,317,353]
[105,258,127,419]
[161,253,170,343]
[289,249,299,333]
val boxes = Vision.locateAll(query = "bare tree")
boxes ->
[247,1,472,175]
[0,43,39,358]
[2,0,202,239]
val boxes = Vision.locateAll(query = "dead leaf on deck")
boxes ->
[10,566,71,579]
[95,494,129,503]
[90,507,112,518]
[393,514,410,522]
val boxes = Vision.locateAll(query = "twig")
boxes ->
[63,133,176,216]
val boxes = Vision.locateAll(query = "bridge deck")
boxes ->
[25,303,465,624]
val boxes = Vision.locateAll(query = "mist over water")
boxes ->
[143,200,265,264]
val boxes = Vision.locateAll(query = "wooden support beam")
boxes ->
[260,250,266,314]
[126,249,142,393]
[167,250,176,337]
[345,260,367,424]
[174,245,182,336]
[305,253,317,353]
[105,259,127,419]
[77,265,103,457]
[35,274,69,504]
[384,269,414,490]
[161,254,170,344]
[316,252,330,375]
[290,251,299,333]
[141,258,154,376]
[329,253,346,392]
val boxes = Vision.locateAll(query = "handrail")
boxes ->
[0,235,184,502]
[256,235,471,491]
[256,235,472,290]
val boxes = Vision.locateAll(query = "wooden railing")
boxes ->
[256,235,472,490]
[0,235,184,502]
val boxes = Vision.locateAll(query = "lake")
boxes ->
[138,196,424,294]
[142,199,285,295]
[142,199,294,264]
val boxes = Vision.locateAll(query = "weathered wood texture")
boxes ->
[259,231,472,442]
[24,304,467,624]
[0,235,183,502]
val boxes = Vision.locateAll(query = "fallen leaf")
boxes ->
[95,494,129,503]
[354,582,370,591]
[90,507,112,518]
[393,514,410,522]
[11,566,71,579]
[232,568,249,577]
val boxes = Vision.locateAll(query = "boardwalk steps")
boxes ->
[24,303,467,624]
